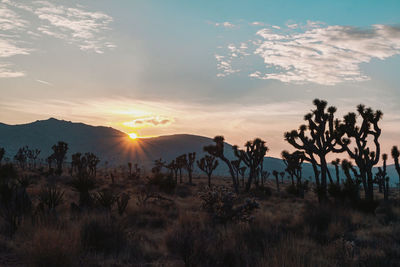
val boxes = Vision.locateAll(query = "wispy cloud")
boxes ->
[33,1,115,53]
[123,116,173,127]
[214,21,235,28]
[0,0,115,78]
[36,79,53,86]
[0,63,24,77]
[216,22,400,85]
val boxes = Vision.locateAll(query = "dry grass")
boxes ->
[0,167,399,266]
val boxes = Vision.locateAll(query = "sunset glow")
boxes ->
[128,132,138,140]
[0,0,399,158]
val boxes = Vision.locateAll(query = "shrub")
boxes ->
[92,189,117,211]
[199,186,259,225]
[166,215,216,266]
[80,217,126,255]
[38,185,64,212]
[302,203,333,243]
[147,173,176,194]
[116,193,130,215]
[25,227,79,267]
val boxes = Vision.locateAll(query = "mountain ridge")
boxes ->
[0,118,399,185]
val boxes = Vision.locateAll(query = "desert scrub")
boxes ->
[22,226,80,267]
[80,216,126,255]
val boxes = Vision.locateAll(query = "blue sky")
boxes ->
[1,0,400,157]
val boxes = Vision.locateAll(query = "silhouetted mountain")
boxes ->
[0,118,398,184]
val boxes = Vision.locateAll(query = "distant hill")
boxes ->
[0,118,398,184]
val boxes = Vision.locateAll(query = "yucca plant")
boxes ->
[116,193,130,215]
[69,175,96,207]
[93,189,117,211]
[38,185,64,211]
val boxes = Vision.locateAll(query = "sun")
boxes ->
[128,132,138,139]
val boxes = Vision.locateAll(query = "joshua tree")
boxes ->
[71,152,83,175]
[392,146,400,187]
[282,150,306,197]
[331,158,341,185]
[0,147,4,166]
[166,160,179,182]
[69,175,96,207]
[374,154,389,202]
[341,159,360,202]
[204,136,239,193]
[85,152,100,177]
[27,148,40,169]
[51,141,68,176]
[47,155,55,173]
[231,159,243,186]
[197,155,218,187]
[335,105,382,202]
[279,172,285,184]
[284,99,343,202]
[183,152,196,185]
[152,158,165,174]
[128,162,141,179]
[261,170,270,186]
[176,155,186,184]
[272,170,280,192]
[14,146,28,169]
[233,138,268,191]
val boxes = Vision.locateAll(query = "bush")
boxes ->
[199,186,259,225]
[147,173,176,194]
[80,217,126,255]
[166,215,216,266]
[302,204,333,243]
[38,185,64,212]
[25,227,79,267]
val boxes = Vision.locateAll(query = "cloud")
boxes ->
[36,79,53,86]
[0,63,24,77]
[216,23,400,85]
[0,5,28,31]
[0,0,116,78]
[123,116,173,127]
[33,1,115,54]
[215,21,235,28]
[215,54,239,77]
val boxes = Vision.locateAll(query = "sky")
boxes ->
[1,0,400,158]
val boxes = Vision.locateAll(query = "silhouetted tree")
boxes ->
[375,154,389,202]
[197,155,218,187]
[176,155,186,184]
[183,152,196,185]
[261,170,270,186]
[284,99,343,202]
[71,152,83,175]
[85,152,100,177]
[51,141,68,176]
[128,162,140,179]
[331,158,341,185]
[233,138,268,191]
[166,160,179,182]
[279,171,285,184]
[272,170,280,192]
[341,159,361,202]
[14,146,28,169]
[392,146,400,187]
[335,105,382,202]
[0,147,4,166]
[282,150,306,197]
[231,159,243,187]
[204,136,239,193]
[152,158,165,174]
[27,148,40,169]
